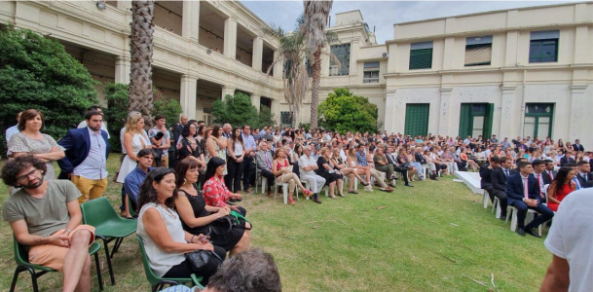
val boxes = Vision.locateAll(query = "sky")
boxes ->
[241,1,578,44]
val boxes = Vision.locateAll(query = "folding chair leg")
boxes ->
[94,252,104,291]
[98,236,115,285]
[111,238,124,257]
[10,266,30,292]
[283,185,288,205]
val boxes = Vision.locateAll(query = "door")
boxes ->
[524,103,554,139]
[405,104,430,137]
[459,103,494,138]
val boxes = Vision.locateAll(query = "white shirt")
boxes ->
[299,155,317,176]
[73,128,108,180]
[545,188,593,292]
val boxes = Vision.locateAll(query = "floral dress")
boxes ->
[8,132,65,180]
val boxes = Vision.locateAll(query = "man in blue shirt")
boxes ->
[241,124,257,192]
[123,149,154,218]
[5,111,21,144]
[356,144,393,193]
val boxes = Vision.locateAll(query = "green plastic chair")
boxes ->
[81,197,137,285]
[10,237,104,292]
[136,235,204,292]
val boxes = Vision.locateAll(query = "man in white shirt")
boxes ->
[463,135,472,145]
[298,146,324,204]
[5,111,21,144]
[77,105,110,139]
[540,188,593,292]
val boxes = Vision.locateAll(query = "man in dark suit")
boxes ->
[506,161,554,237]
[169,114,188,168]
[576,161,593,189]
[479,155,500,203]
[490,157,514,220]
[560,151,576,167]
[573,139,585,152]
[255,140,275,197]
[57,111,110,203]
[532,159,552,202]
[544,160,557,181]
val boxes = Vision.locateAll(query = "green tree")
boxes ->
[0,25,98,153]
[258,105,276,128]
[318,88,378,134]
[212,92,259,127]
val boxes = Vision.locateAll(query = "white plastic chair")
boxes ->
[273,182,298,204]
[482,190,490,209]
[506,206,543,236]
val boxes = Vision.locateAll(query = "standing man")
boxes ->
[506,161,554,237]
[148,115,170,167]
[77,105,110,139]
[255,141,275,197]
[5,111,22,144]
[222,123,232,139]
[540,188,593,292]
[242,124,257,193]
[57,111,109,204]
[298,145,324,204]
[169,114,188,168]
[2,156,95,292]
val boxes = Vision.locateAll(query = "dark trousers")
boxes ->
[483,186,494,203]
[226,157,244,193]
[509,200,554,229]
[393,165,410,184]
[242,156,254,191]
[163,245,227,285]
[491,189,508,216]
[168,149,177,169]
[259,169,275,192]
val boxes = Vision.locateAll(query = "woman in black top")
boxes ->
[177,121,206,169]
[315,147,344,198]
[174,158,251,254]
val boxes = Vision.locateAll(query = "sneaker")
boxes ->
[348,190,359,195]
[379,187,393,193]
[364,185,373,192]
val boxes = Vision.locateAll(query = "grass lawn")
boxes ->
[0,155,551,292]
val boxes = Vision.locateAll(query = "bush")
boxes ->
[104,82,182,152]
[318,88,378,134]
[258,105,276,129]
[212,92,259,127]
[0,25,98,153]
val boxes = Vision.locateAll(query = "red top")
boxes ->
[202,175,230,207]
[274,159,290,178]
[548,182,574,212]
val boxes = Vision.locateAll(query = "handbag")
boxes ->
[186,249,223,270]
[209,211,252,238]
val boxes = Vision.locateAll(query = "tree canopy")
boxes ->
[0,25,98,152]
[318,88,378,134]
[212,92,275,128]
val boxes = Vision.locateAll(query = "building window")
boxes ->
[524,103,554,139]
[465,36,492,66]
[529,30,559,63]
[459,103,494,138]
[409,41,433,70]
[281,111,293,126]
[329,44,350,76]
[363,62,380,83]
[404,104,430,137]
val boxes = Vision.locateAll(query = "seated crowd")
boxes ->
[2,107,590,290]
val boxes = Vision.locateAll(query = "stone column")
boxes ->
[442,37,455,70]
[180,75,198,120]
[504,31,519,67]
[349,40,360,75]
[223,17,237,59]
[273,50,283,78]
[251,94,261,111]
[252,37,263,71]
[384,90,396,133]
[438,88,453,135]
[114,55,131,84]
[182,1,200,42]
[222,86,235,100]
[569,85,588,143]
[499,86,517,139]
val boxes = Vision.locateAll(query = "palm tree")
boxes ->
[303,0,333,130]
[129,0,154,117]
[263,17,309,127]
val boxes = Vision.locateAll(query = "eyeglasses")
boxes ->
[16,169,38,183]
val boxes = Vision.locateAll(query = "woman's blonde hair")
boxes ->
[319,147,330,157]
[125,114,143,134]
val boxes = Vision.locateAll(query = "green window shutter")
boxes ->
[409,49,433,70]
[483,103,494,139]
[405,104,430,137]
[459,104,472,138]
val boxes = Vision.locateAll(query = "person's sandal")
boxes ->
[303,189,313,197]
[288,197,295,205]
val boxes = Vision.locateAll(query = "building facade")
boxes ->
[0,1,592,147]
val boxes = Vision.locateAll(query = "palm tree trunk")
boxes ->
[129,0,154,117]
[310,46,321,129]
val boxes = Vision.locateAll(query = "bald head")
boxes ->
[180,114,188,125]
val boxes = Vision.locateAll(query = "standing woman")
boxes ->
[136,168,225,285]
[117,115,152,183]
[8,109,65,180]
[177,121,207,170]
[226,127,244,194]
[272,149,312,204]
[205,125,227,165]
[547,167,577,212]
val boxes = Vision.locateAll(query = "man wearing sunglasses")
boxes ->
[2,155,95,292]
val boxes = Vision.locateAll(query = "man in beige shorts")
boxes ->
[2,155,95,292]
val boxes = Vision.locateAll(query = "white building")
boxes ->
[1,1,592,147]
